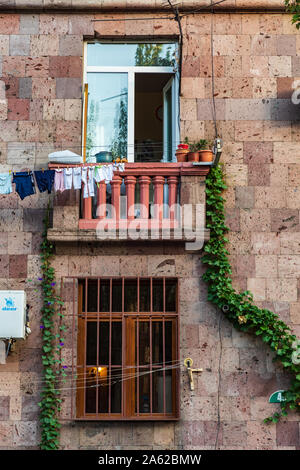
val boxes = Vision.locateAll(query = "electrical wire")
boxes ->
[16,359,182,386]
[214,314,223,450]
[60,363,183,393]
[10,361,185,396]
[164,0,183,97]
[210,0,219,140]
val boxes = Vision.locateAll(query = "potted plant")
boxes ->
[197,139,214,162]
[187,142,200,162]
[175,139,189,162]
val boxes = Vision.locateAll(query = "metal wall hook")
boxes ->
[184,357,203,391]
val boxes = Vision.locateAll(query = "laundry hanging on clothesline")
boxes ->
[53,162,125,197]
[0,162,126,200]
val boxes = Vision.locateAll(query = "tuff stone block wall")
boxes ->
[0,7,299,450]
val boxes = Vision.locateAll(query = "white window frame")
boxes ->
[83,42,179,163]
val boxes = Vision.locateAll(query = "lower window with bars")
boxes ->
[76,277,179,420]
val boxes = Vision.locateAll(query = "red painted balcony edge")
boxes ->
[48,162,211,177]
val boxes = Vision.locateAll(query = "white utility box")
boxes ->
[0,291,26,339]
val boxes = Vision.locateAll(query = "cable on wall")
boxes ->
[210,0,219,141]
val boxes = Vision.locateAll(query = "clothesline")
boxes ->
[0,162,125,201]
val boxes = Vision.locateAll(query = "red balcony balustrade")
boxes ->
[48,162,211,237]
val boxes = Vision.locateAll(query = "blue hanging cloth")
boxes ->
[34,170,55,194]
[12,171,36,200]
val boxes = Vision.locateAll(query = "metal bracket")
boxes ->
[212,138,223,167]
[184,357,203,391]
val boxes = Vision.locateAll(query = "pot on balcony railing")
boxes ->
[183,138,214,163]
[175,143,189,162]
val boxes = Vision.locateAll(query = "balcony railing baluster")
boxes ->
[48,162,211,233]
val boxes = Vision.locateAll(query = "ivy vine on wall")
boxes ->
[202,164,300,422]
[285,0,300,29]
[39,203,66,450]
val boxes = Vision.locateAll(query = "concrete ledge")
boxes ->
[0,0,287,12]
[47,228,210,244]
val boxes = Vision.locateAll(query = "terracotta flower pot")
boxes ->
[187,151,200,162]
[176,151,188,162]
[199,149,214,162]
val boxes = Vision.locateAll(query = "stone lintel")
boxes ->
[0,1,286,13]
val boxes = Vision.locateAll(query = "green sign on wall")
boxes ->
[269,390,286,403]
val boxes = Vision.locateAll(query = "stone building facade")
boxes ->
[0,0,299,450]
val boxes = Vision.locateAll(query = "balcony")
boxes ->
[47,162,211,245]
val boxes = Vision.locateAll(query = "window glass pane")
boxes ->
[138,321,150,365]
[139,278,150,312]
[86,72,128,161]
[98,367,109,413]
[86,321,97,365]
[136,367,150,413]
[164,84,173,162]
[111,368,122,413]
[99,322,109,364]
[100,279,110,312]
[111,321,122,365]
[124,279,137,312]
[112,279,122,312]
[87,279,98,312]
[85,367,97,413]
[152,370,173,413]
[87,43,177,67]
[165,321,173,364]
[152,321,163,365]
[153,279,163,311]
[165,279,177,312]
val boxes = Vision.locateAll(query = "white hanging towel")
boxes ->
[81,166,95,198]
[103,164,114,184]
[73,167,82,190]
[112,162,125,172]
[63,167,73,190]
[94,165,105,183]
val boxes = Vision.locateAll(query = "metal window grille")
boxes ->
[68,277,179,421]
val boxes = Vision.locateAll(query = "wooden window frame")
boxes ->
[76,277,180,421]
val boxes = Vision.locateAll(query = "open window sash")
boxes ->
[162,74,179,163]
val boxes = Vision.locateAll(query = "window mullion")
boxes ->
[109,278,112,414]
[96,278,100,415]
[128,70,135,162]
[137,278,140,416]
[84,278,88,417]
[163,278,166,415]
[122,277,125,417]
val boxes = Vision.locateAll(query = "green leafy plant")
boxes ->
[195,139,212,151]
[202,164,300,422]
[184,138,211,152]
[285,0,300,29]
[38,203,66,450]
